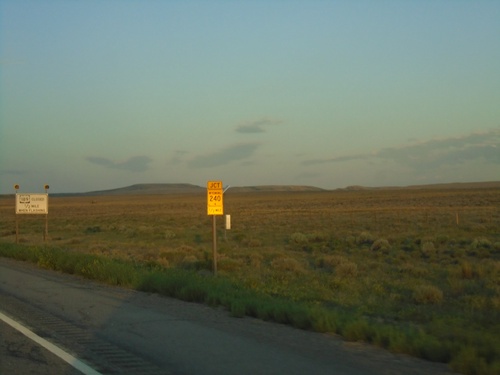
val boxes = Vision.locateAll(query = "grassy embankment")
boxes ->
[0,188,499,375]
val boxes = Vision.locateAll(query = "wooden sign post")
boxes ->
[207,181,223,275]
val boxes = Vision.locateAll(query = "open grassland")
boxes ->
[1,187,499,375]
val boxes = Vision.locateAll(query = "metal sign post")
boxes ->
[44,185,49,241]
[212,215,217,275]
[14,185,19,243]
[207,181,223,275]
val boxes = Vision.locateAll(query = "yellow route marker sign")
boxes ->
[207,181,223,215]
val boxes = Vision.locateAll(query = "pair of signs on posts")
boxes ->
[14,182,223,216]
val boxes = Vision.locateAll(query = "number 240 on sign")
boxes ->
[209,194,222,202]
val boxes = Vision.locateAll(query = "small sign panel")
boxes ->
[207,181,223,215]
[16,194,49,214]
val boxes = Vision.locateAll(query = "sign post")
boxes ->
[44,185,49,240]
[207,181,223,275]
[14,185,19,243]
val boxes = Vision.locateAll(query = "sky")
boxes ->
[1,1,499,194]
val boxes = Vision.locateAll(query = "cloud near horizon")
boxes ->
[166,150,189,166]
[86,155,152,172]
[235,117,283,134]
[188,143,260,168]
[303,129,500,171]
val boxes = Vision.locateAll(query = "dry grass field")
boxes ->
[1,186,499,374]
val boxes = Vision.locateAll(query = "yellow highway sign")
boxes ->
[207,181,223,215]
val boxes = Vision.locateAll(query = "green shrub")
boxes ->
[471,237,491,249]
[414,334,451,362]
[243,238,263,247]
[421,241,436,257]
[342,318,373,342]
[164,230,176,239]
[229,300,246,318]
[413,284,443,304]
[461,261,474,279]
[336,261,358,278]
[307,232,330,243]
[398,262,428,277]
[247,253,263,268]
[317,254,348,271]
[309,307,339,333]
[451,347,492,375]
[218,258,245,272]
[290,232,308,245]
[371,238,391,252]
[270,257,305,274]
[357,231,374,245]
[401,238,417,252]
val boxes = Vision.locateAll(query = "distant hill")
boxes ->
[81,183,204,196]
[54,183,325,197]
[228,185,325,193]
[44,181,499,197]
[342,181,500,191]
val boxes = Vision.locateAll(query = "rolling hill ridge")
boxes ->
[48,181,500,197]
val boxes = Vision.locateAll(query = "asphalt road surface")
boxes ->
[0,319,83,375]
[0,257,460,375]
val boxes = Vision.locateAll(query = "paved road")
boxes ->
[0,257,460,375]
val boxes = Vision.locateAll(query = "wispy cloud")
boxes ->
[235,117,283,134]
[303,154,369,165]
[167,150,189,166]
[303,129,500,171]
[86,157,113,168]
[86,156,152,172]
[375,130,500,169]
[188,143,260,168]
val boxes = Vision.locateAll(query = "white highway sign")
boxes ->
[15,194,48,214]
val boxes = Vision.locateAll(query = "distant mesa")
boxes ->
[64,183,326,196]
[230,185,325,193]
[83,183,204,196]
[32,180,500,197]
[339,181,500,191]
[344,185,367,191]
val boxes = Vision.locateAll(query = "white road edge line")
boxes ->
[0,311,102,375]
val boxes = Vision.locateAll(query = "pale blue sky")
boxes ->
[1,1,499,194]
